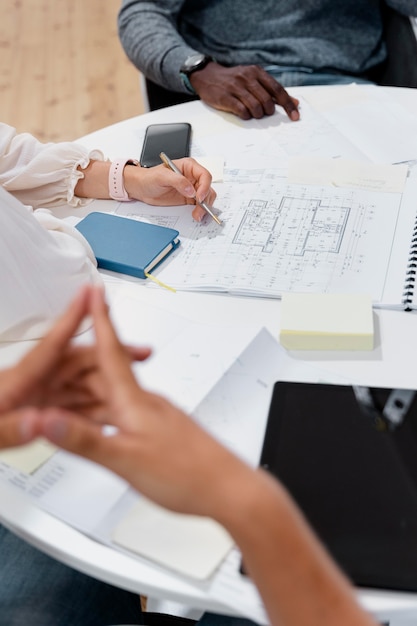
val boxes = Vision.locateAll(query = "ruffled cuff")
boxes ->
[67,148,106,207]
[1,140,106,209]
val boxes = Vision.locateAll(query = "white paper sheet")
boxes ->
[304,85,417,164]
[112,497,234,580]
[288,157,408,193]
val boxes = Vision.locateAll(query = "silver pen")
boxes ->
[159,151,222,225]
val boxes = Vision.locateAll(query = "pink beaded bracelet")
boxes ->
[108,158,139,201]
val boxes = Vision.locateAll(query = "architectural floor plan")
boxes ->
[118,177,402,301]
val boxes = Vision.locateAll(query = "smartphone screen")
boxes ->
[139,122,191,168]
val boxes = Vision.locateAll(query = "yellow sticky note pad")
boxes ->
[0,439,56,474]
[280,293,374,351]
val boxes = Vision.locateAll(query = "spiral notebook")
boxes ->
[377,173,417,310]
[76,212,180,279]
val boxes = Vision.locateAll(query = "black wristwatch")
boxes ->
[180,53,213,94]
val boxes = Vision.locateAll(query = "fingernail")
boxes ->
[184,185,195,196]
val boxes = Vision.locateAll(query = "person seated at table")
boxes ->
[1,122,213,216]
[117,0,415,121]
[1,285,377,626]
[0,121,215,343]
[0,123,215,626]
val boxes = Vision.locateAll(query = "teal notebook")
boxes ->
[76,212,180,279]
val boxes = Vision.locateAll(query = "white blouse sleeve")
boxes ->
[0,186,101,342]
[0,123,105,209]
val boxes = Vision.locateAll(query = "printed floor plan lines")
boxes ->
[113,173,404,302]
[234,196,352,260]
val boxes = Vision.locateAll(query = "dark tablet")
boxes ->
[260,382,417,592]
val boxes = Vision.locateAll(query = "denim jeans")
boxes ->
[0,524,143,625]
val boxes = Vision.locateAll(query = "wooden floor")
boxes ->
[0,0,145,143]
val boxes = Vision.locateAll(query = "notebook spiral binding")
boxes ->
[403,222,417,311]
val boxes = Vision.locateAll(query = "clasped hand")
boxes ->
[0,286,249,519]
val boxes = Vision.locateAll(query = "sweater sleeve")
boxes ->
[118,0,198,93]
[0,123,105,209]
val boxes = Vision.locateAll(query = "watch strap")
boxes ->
[180,72,197,95]
[179,54,214,94]
[109,158,139,202]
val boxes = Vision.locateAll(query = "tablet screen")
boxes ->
[260,382,417,591]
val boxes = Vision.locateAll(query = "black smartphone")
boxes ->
[139,122,191,168]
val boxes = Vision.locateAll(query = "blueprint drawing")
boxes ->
[133,178,403,300]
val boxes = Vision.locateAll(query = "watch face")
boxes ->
[182,53,208,73]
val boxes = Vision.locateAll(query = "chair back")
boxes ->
[376,7,417,87]
[145,78,198,111]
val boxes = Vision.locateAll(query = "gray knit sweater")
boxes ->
[118,0,416,93]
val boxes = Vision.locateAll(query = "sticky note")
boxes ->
[0,439,56,474]
[280,293,374,351]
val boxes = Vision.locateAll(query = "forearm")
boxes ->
[74,159,149,202]
[217,468,377,626]
[74,159,111,200]
[74,159,155,202]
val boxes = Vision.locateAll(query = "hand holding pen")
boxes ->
[160,152,222,225]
